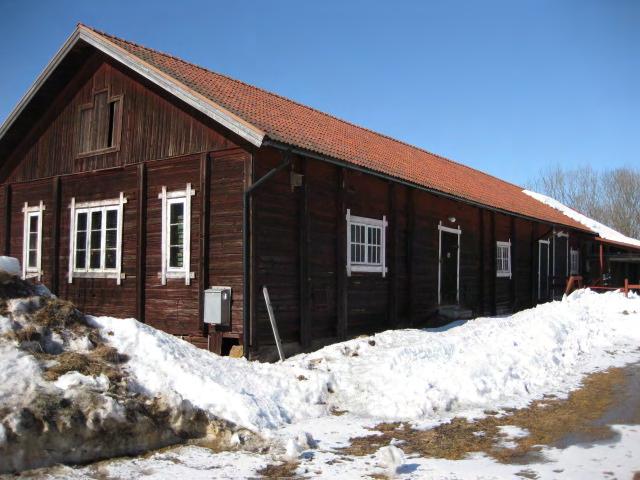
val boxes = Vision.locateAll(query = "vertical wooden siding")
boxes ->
[3,55,238,183]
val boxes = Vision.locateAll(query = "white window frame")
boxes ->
[570,248,580,275]
[438,222,462,304]
[496,240,512,278]
[346,209,387,277]
[68,193,127,284]
[22,201,45,281]
[159,184,195,285]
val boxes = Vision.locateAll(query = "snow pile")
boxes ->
[283,431,316,460]
[0,276,212,473]
[523,189,640,248]
[91,316,330,432]
[288,289,640,420]
[0,256,20,277]
[90,289,640,433]
[376,444,407,476]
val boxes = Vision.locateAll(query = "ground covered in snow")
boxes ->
[2,253,640,477]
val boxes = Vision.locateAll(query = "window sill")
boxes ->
[496,272,512,279]
[158,271,196,280]
[348,264,388,274]
[72,271,123,280]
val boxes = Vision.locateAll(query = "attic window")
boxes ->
[78,90,122,156]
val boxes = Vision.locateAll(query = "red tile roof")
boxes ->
[86,26,589,232]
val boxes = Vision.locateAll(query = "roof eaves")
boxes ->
[595,236,640,252]
[263,137,594,233]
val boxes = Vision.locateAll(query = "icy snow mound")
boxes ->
[0,256,20,277]
[523,189,640,248]
[0,287,211,473]
[91,316,330,431]
[288,290,640,420]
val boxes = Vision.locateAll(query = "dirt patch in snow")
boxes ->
[341,363,639,464]
[256,460,300,479]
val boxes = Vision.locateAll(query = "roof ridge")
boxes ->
[82,25,526,191]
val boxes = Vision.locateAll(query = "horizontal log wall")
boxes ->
[251,147,588,357]
[2,149,247,349]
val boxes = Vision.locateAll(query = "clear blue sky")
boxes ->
[1,0,637,186]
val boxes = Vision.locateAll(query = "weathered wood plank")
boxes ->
[3,184,11,256]
[299,157,311,347]
[199,152,210,331]
[387,182,398,326]
[336,167,347,339]
[136,162,147,323]
[51,176,61,295]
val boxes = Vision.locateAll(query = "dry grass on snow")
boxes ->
[341,365,636,464]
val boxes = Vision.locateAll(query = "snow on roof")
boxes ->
[523,189,640,249]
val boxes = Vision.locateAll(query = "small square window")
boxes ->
[346,210,387,277]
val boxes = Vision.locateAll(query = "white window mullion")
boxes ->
[382,215,387,278]
[116,192,126,285]
[100,207,107,271]
[36,201,44,281]
[159,186,168,286]
[21,202,28,280]
[68,198,76,283]
[346,209,352,277]
[184,183,193,286]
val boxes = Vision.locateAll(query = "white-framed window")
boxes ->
[68,193,127,284]
[496,240,512,278]
[22,201,45,281]
[570,248,580,275]
[346,209,387,277]
[159,184,195,285]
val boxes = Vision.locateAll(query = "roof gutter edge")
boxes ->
[261,138,594,235]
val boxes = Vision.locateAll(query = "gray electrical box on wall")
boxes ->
[204,286,232,325]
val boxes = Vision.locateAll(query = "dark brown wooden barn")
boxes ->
[1,25,636,360]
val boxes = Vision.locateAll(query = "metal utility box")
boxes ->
[204,286,232,325]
